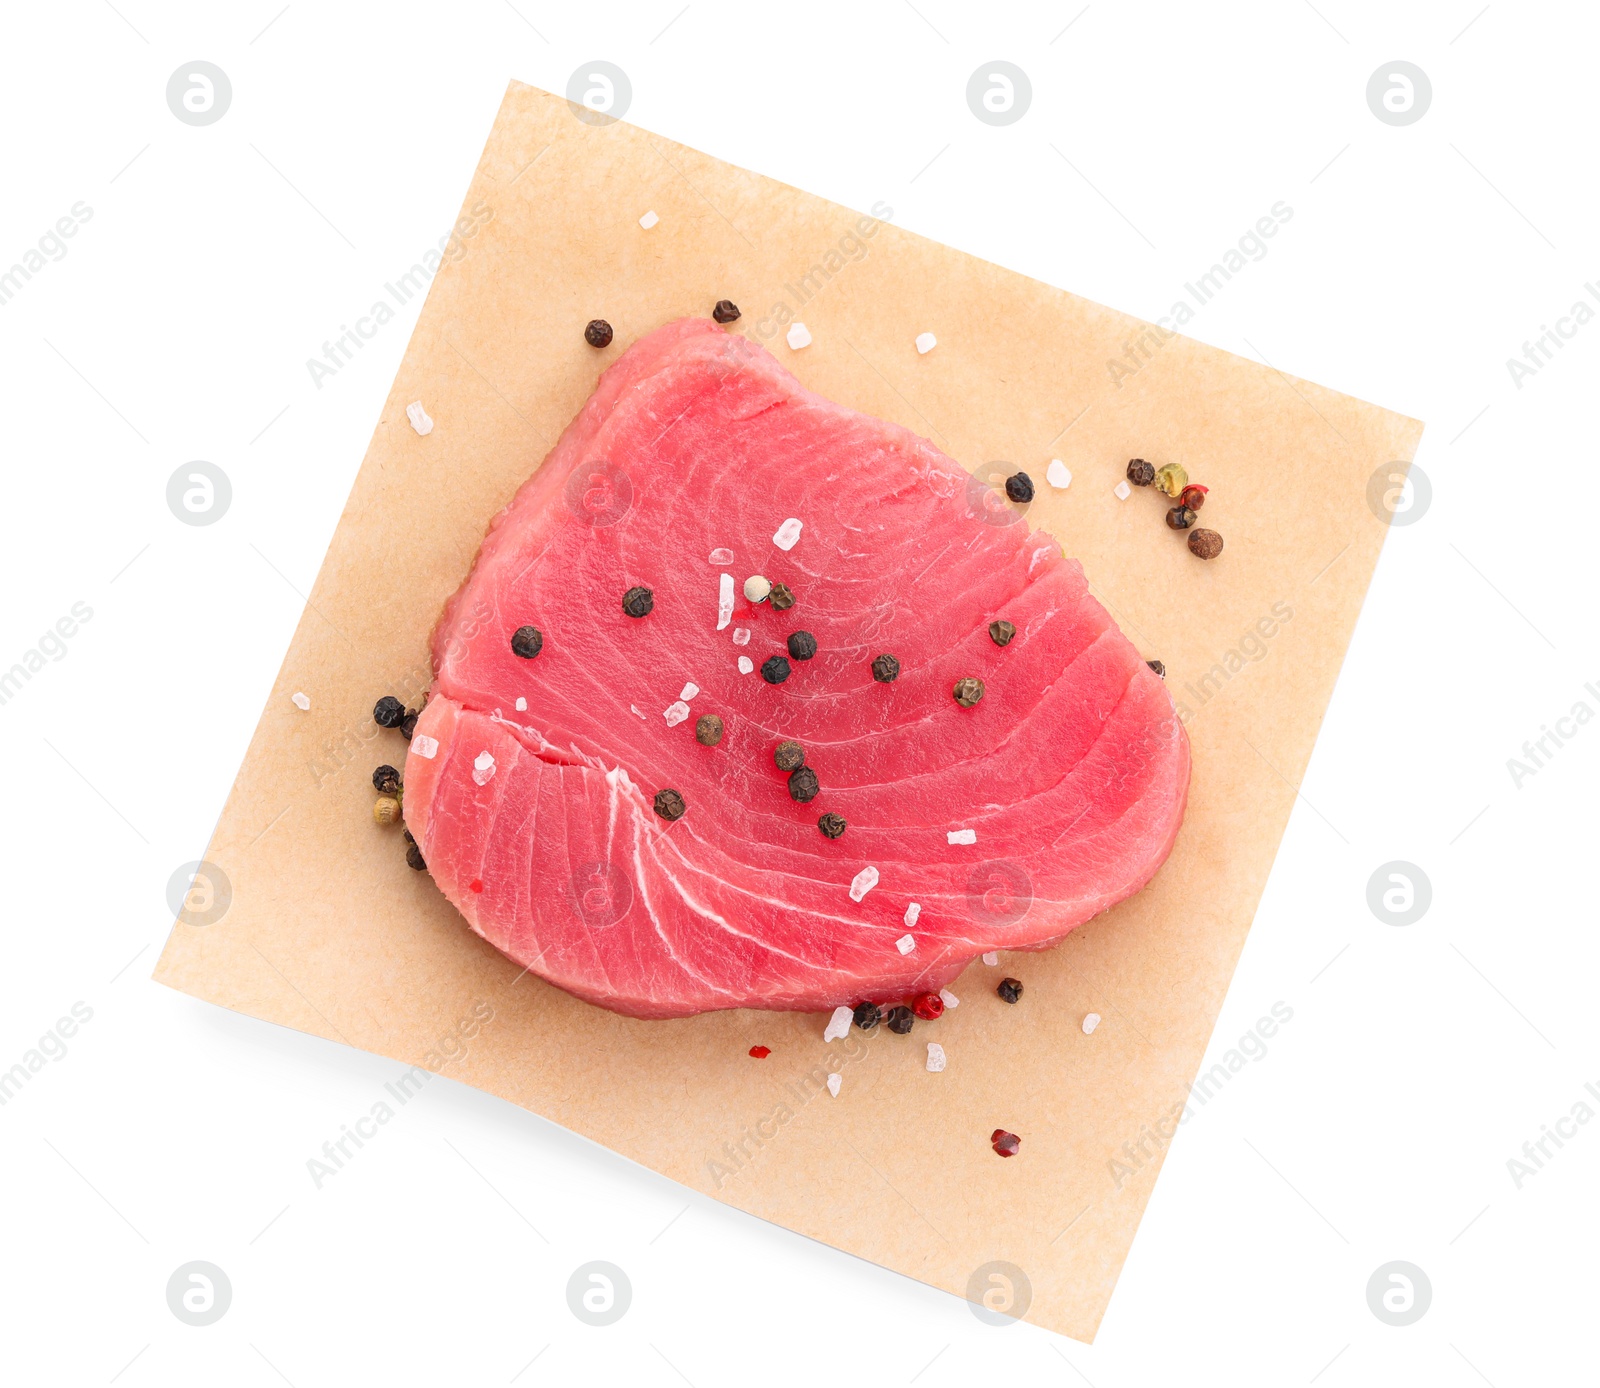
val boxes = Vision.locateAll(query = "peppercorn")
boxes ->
[788,766,820,802]
[767,741,805,775]
[399,712,419,740]
[1165,504,1197,530]
[402,827,415,845]
[653,788,686,821]
[1126,458,1156,487]
[511,625,544,658]
[818,812,847,839]
[853,1001,881,1031]
[991,1129,1021,1158]
[1153,462,1189,498]
[786,631,817,661]
[871,653,900,683]
[622,585,654,618]
[912,992,945,1021]
[768,582,795,611]
[1146,659,1166,678]
[1004,471,1034,503]
[743,575,771,603]
[374,695,405,728]
[405,842,427,871]
[695,714,724,747]
[712,299,741,323]
[989,620,1016,647]
[1179,484,1208,511]
[372,765,401,795]
[584,318,613,348]
[1188,528,1224,560]
[761,655,791,684]
[885,1005,915,1034]
[953,677,985,708]
[748,1044,771,1058]
[997,977,1023,1004]
[373,796,400,826]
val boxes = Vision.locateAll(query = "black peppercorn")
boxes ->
[374,695,405,728]
[786,631,817,661]
[406,842,427,871]
[623,586,654,618]
[761,655,791,684]
[712,299,741,323]
[584,319,613,348]
[997,977,1023,1004]
[768,582,795,611]
[871,653,900,683]
[400,711,419,740]
[1166,504,1197,530]
[853,1001,881,1031]
[885,1005,914,1035]
[787,766,820,802]
[511,625,544,658]
[1126,458,1156,487]
[818,812,847,839]
[989,620,1016,647]
[1146,659,1166,679]
[1004,471,1034,503]
[1189,528,1224,560]
[653,788,686,821]
[953,677,985,708]
[774,740,805,772]
[372,765,401,795]
[695,714,724,747]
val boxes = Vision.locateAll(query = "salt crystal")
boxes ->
[472,750,496,785]
[1114,479,1132,500]
[732,627,751,646]
[639,209,659,229]
[849,865,879,902]
[412,734,439,760]
[786,322,812,350]
[925,1042,947,1073]
[773,517,803,551]
[405,401,434,436]
[1083,1013,1101,1035]
[679,682,699,702]
[630,704,647,720]
[939,987,959,1009]
[947,828,977,845]
[827,1072,842,1097]
[904,902,921,927]
[664,701,690,727]
[290,691,310,711]
[982,951,998,966]
[824,1005,853,1042]
[709,547,734,564]
[1047,459,1072,489]
[896,934,916,955]
[915,332,937,355]
[738,656,754,674]
[515,697,527,712]
[717,572,735,630]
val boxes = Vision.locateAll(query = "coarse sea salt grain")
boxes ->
[412,734,438,760]
[786,322,812,350]
[939,987,959,1009]
[947,828,977,845]
[290,691,310,711]
[472,750,496,785]
[664,701,690,727]
[515,697,527,712]
[926,1042,947,1073]
[904,902,921,927]
[405,401,434,436]
[732,627,751,646]
[1083,1013,1102,1035]
[915,331,937,354]
[630,704,647,720]
[896,934,915,955]
[849,865,879,902]
[773,518,803,551]
[738,656,754,674]
[827,1072,842,1097]
[824,1005,853,1042]
[717,572,735,630]
[982,951,999,966]
[709,547,734,564]
[1047,459,1072,489]
[679,682,699,702]
[639,209,659,229]
[1114,479,1132,500]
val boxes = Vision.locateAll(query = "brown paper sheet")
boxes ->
[155,81,1422,1341]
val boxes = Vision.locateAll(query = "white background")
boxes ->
[1,1,1594,1383]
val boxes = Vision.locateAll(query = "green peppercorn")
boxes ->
[818,812,847,839]
[1147,659,1166,678]
[997,977,1023,1004]
[623,586,654,618]
[1188,528,1224,560]
[712,299,741,323]
[786,631,817,661]
[511,625,543,658]
[1126,459,1156,487]
[989,620,1016,647]
[853,1001,881,1031]
[373,765,401,795]
[585,319,613,348]
[871,654,900,683]
[885,1005,914,1034]
[953,677,985,708]
[1004,471,1034,503]
[653,788,686,821]
[774,740,805,772]
[788,766,820,802]
[761,655,791,684]
[374,696,405,728]
[695,714,724,747]
[1166,504,1197,530]
[768,582,795,611]
[1153,462,1189,498]
[406,841,427,871]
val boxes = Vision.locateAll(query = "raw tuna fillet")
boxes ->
[403,318,1189,1018]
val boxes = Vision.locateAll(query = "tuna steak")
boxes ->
[403,318,1189,1018]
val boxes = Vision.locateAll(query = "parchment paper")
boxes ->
[155,81,1423,1342]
